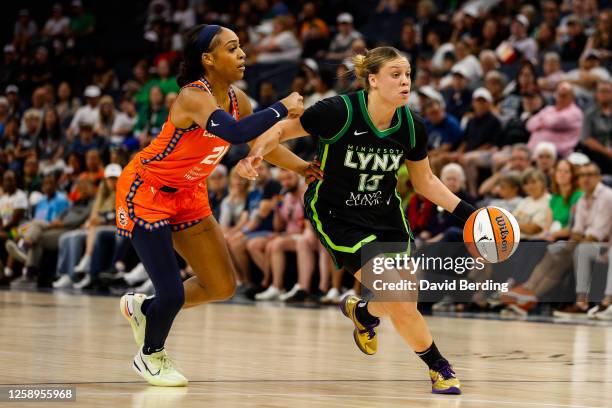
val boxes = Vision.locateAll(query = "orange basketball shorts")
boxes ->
[115,162,212,238]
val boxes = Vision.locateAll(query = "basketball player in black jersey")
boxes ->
[237,47,477,394]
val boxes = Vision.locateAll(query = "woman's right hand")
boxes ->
[280,92,304,118]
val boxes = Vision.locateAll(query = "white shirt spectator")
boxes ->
[513,193,551,240]
[431,42,455,71]
[111,112,138,143]
[452,56,483,85]
[329,30,363,54]
[256,31,302,63]
[69,105,100,136]
[43,16,69,37]
[509,35,538,64]
[304,89,338,109]
[173,7,195,32]
[0,189,28,226]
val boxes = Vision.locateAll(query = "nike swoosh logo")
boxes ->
[270,107,280,118]
[210,120,219,127]
[141,353,161,376]
[354,130,368,135]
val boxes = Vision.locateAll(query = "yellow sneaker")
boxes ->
[120,293,147,348]
[133,348,188,387]
[430,364,461,394]
[339,295,379,355]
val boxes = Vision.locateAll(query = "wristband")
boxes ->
[452,200,477,223]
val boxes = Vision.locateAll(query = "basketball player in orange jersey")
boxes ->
[237,47,479,394]
[116,24,321,386]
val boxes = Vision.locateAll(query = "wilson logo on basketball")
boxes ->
[496,215,509,253]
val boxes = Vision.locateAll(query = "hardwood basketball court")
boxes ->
[0,290,610,408]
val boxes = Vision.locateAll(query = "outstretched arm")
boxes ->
[239,118,315,179]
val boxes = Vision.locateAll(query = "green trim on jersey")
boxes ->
[404,106,416,149]
[309,143,377,253]
[358,90,402,138]
[320,95,353,144]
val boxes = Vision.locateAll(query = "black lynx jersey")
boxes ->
[300,90,428,265]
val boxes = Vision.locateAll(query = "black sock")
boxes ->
[355,300,379,326]
[415,341,448,370]
[141,296,154,315]
[142,345,164,355]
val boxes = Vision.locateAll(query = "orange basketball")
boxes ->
[463,206,520,263]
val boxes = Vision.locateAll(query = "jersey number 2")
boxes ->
[201,146,229,165]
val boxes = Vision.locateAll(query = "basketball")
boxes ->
[463,206,520,263]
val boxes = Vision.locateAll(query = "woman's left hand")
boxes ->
[236,149,264,180]
[302,160,323,185]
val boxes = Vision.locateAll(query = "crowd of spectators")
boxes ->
[0,0,610,320]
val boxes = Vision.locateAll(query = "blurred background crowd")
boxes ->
[0,0,610,320]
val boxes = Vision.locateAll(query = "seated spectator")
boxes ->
[564,50,610,105]
[110,98,138,151]
[532,141,557,183]
[67,149,104,202]
[7,178,94,289]
[407,193,437,243]
[70,163,121,289]
[219,167,250,236]
[527,82,583,158]
[497,169,611,317]
[67,121,105,157]
[326,13,362,61]
[22,157,43,200]
[537,52,565,100]
[227,162,281,290]
[541,159,583,242]
[479,144,531,197]
[496,14,538,65]
[18,109,41,161]
[483,70,506,114]
[6,174,69,284]
[513,168,551,241]
[135,85,168,146]
[498,92,545,153]
[55,82,81,128]
[535,21,559,56]
[42,4,69,40]
[560,15,588,62]
[423,99,463,175]
[456,88,503,196]
[37,107,66,173]
[487,172,523,213]
[578,80,611,170]
[441,66,472,121]
[207,165,228,221]
[304,70,337,109]
[567,242,612,320]
[449,39,482,86]
[94,95,117,139]
[298,2,329,58]
[67,85,100,139]
[0,170,28,280]
[582,10,611,61]
[500,61,539,126]
[254,169,307,301]
[253,16,301,64]
[426,163,475,243]
[397,21,420,69]
[548,163,611,317]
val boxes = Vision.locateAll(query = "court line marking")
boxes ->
[72,391,605,408]
[1,379,611,386]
